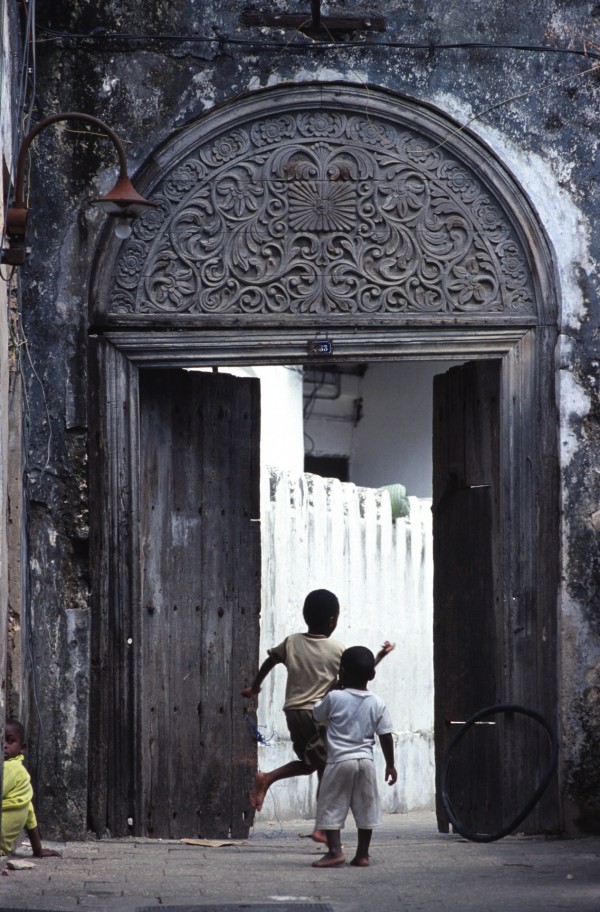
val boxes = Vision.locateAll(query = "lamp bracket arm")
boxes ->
[13,111,129,209]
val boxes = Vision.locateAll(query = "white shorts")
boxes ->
[315,758,382,830]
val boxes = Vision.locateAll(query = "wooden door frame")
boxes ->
[88,319,560,834]
[432,360,503,833]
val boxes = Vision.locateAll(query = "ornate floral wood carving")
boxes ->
[106,95,535,318]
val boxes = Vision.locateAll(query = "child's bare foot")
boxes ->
[311,829,327,844]
[350,855,369,867]
[312,852,346,868]
[249,772,270,811]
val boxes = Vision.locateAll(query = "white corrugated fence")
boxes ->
[254,467,435,822]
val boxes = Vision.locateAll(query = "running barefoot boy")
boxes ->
[311,646,397,868]
[241,590,394,843]
[241,589,343,840]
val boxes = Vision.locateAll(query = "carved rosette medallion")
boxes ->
[108,109,534,316]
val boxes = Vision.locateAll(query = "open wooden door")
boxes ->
[136,369,260,838]
[432,360,503,834]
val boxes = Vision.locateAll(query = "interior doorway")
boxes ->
[224,355,557,837]
[89,328,559,838]
[213,360,438,821]
[124,354,552,837]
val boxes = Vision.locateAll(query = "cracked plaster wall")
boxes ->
[10,0,600,835]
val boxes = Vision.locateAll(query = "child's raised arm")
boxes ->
[374,641,396,666]
[241,653,283,698]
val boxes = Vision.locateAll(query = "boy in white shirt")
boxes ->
[312,645,397,868]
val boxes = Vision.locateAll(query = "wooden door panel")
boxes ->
[433,361,502,834]
[434,485,500,834]
[138,370,260,839]
[434,486,497,719]
[443,721,505,835]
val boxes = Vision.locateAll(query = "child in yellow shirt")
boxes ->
[2,718,60,857]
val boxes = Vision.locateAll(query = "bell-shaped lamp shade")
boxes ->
[91,175,157,219]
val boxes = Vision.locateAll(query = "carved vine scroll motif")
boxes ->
[108,111,535,317]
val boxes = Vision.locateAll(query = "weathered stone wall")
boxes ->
[0,0,15,778]
[10,0,600,835]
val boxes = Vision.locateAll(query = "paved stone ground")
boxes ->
[1,811,599,912]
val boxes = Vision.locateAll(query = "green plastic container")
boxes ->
[382,483,410,519]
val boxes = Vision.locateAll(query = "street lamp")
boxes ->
[1,111,157,266]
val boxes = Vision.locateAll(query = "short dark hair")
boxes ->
[302,589,340,627]
[340,646,375,683]
[5,718,25,743]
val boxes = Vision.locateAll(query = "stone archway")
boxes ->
[88,83,560,837]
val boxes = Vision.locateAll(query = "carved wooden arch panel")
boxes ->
[91,84,550,326]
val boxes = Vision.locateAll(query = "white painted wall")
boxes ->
[351,362,451,497]
[255,467,435,822]
[304,361,456,497]
[197,362,444,497]
[304,370,364,462]
[192,365,304,472]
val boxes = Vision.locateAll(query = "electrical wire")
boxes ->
[303,369,327,422]
[35,23,600,61]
